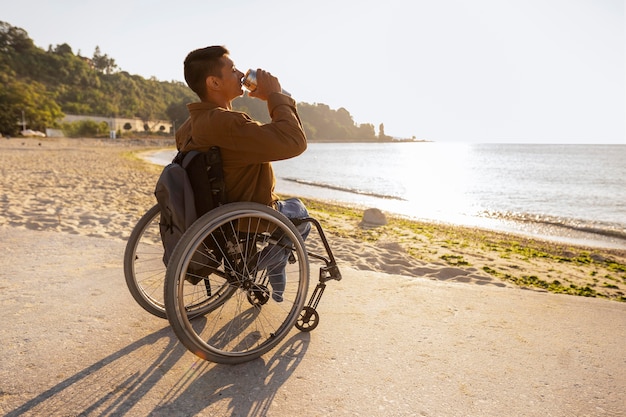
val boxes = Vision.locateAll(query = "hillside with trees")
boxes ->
[0,21,403,142]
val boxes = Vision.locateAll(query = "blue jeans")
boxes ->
[259,198,311,302]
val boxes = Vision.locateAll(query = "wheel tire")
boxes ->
[165,202,310,364]
[123,205,167,318]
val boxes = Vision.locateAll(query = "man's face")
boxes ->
[218,56,245,100]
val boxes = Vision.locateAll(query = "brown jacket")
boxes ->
[175,93,307,206]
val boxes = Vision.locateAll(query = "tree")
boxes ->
[302,121,317,140]
[92,46,118,74]
[336,107,354,127]
[0,21,391,142]
[166,101,190,128]
[51,43,73,55]
[0,21,34,53]
[61,120,109,137]
[0,78,63,135]
[233,94,271,124]
[358,123,376,138]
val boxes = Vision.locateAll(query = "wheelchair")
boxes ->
[124,201,341,364]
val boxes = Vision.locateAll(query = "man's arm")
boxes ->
[175,118,192,151]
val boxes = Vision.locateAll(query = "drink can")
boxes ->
[242,69,290,97]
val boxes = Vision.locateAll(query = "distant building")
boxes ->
[61,114,173,134]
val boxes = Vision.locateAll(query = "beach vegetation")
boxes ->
[289,196,626,302]
[481,267,602,297]
[607,261,626,273]
[440,254,470,266]
[61,120,109,138]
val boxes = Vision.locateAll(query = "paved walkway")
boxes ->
[1,227,624,416]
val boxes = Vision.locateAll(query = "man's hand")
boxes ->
[248,69,283,101]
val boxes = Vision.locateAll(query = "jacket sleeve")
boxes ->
[175,118,193,151]
[225,93,307,163]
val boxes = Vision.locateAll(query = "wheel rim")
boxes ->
[166,204,309,362]
[125,205,167,316]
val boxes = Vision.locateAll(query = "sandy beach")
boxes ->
[1,137,625,416]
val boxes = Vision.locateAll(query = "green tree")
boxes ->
[62,120,109,137]
[92,46,118,74]
[0,21,34,53]
[50,43,73,55]
[166,100,191,128]
[233,94,271,124]
[0,78,63,135]
[0,20,390,142]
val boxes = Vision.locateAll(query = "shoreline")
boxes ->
[143,146,626,251]
[297,197,626,301]
[1,137,624,302]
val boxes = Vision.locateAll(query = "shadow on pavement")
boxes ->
[7,326,310,416]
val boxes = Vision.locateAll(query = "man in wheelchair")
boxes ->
[175,45,310,302]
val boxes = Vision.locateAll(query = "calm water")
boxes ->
[148,143,626,249]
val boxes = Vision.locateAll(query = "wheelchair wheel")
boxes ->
[164,202,310,364]
[123,204,167,318]
[124,205,236,319]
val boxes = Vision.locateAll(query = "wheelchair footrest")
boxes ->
[320,264,342,283]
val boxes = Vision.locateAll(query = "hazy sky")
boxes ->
[2,0,624,143]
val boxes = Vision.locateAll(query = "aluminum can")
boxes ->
[242,69,290,97]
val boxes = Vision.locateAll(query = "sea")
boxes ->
[146,142,626,249]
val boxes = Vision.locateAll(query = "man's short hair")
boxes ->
[184,45,229,99]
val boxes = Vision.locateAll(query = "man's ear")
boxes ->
[206,76,221,91]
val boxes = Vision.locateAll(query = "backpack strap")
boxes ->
[170,135,194,165]
[204,147,227,205]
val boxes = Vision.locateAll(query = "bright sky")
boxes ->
[2,0,624,143]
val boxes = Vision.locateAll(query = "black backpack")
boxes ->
[154,146,226,267]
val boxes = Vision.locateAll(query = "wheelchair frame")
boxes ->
[124,202,341,363]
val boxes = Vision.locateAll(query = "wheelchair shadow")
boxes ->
[158,331,311,416]
[6,324,310,416]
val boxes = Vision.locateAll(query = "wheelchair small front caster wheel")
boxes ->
[295,306,319,332]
